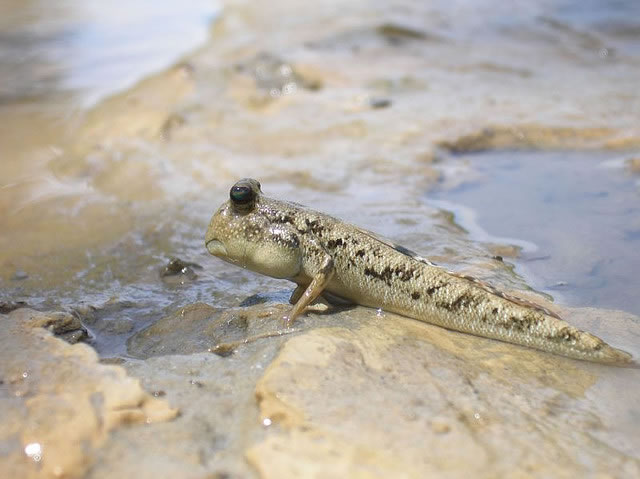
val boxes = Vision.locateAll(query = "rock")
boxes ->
[19,310,89,344]
[376,23,432,43]
[438,125,618,153]
[0,308,178,479]
[93,346,288,479]
[248,306,640,477]
[70,301,135,340]
[127,302,294,359]
[127,303,220,358]
[626,157,640,174]
[0,301,28,314]
[369,97,392,109]
[159,257,202,284]
[485,243,521,259]
[10,270,28,281]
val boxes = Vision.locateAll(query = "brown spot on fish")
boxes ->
[364,266,394,285]
[305,219,325,236]
[426,283,447,296]
[326,238,345,249]
[436,295,474,312]
[267,211,296,224]
[449,294,473,311]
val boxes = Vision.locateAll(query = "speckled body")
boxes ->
[206,179,631,364]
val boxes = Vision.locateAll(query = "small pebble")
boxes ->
[430,418,451,434]
[11,270,28,281]
[160,257,201,282]
[369,97,392,109]
[0,301,28,314]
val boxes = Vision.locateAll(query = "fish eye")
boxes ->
[230,185,253,205]
[229,178,261,210]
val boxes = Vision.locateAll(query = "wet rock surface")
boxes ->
[437,125,629,153]
[0,309,178,479]
[250,308,640,478]
[160,257,202,284]
[627,157,640,174]
[1,0,639,477]
[28,310,89,344]
[0,301,29,314]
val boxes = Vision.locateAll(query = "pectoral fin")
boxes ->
[284,254,334,326]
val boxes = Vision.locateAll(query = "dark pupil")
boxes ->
[230,186,252,204]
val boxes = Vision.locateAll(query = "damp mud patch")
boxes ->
[427,149,640,316]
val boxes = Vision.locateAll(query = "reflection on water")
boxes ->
[427,151,640,315]
[0,0,218,105]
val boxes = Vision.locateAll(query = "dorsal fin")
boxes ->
[353,226,439,267]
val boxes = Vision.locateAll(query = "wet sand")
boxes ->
[1,1,640,477]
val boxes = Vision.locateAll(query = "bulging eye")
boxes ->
[229,178,261,210]
[230,185,253,205]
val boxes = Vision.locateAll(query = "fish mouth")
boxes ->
[205,239,228,257]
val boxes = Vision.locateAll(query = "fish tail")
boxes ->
[530,314,632,364]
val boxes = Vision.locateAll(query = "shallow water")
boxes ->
[427,150,640,315]
[0,0,220,357]
[0,0,218,106]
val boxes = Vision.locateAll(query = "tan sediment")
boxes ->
[437,124,638,153]
[627,157,640,174]
[247,304,640,478]
[0,309,178,479]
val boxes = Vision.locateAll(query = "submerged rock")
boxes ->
[233,52,323,102]
[160,257,202,283]
[127,302,297,359]
[127,302,221,358]
[22,310,88,342]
